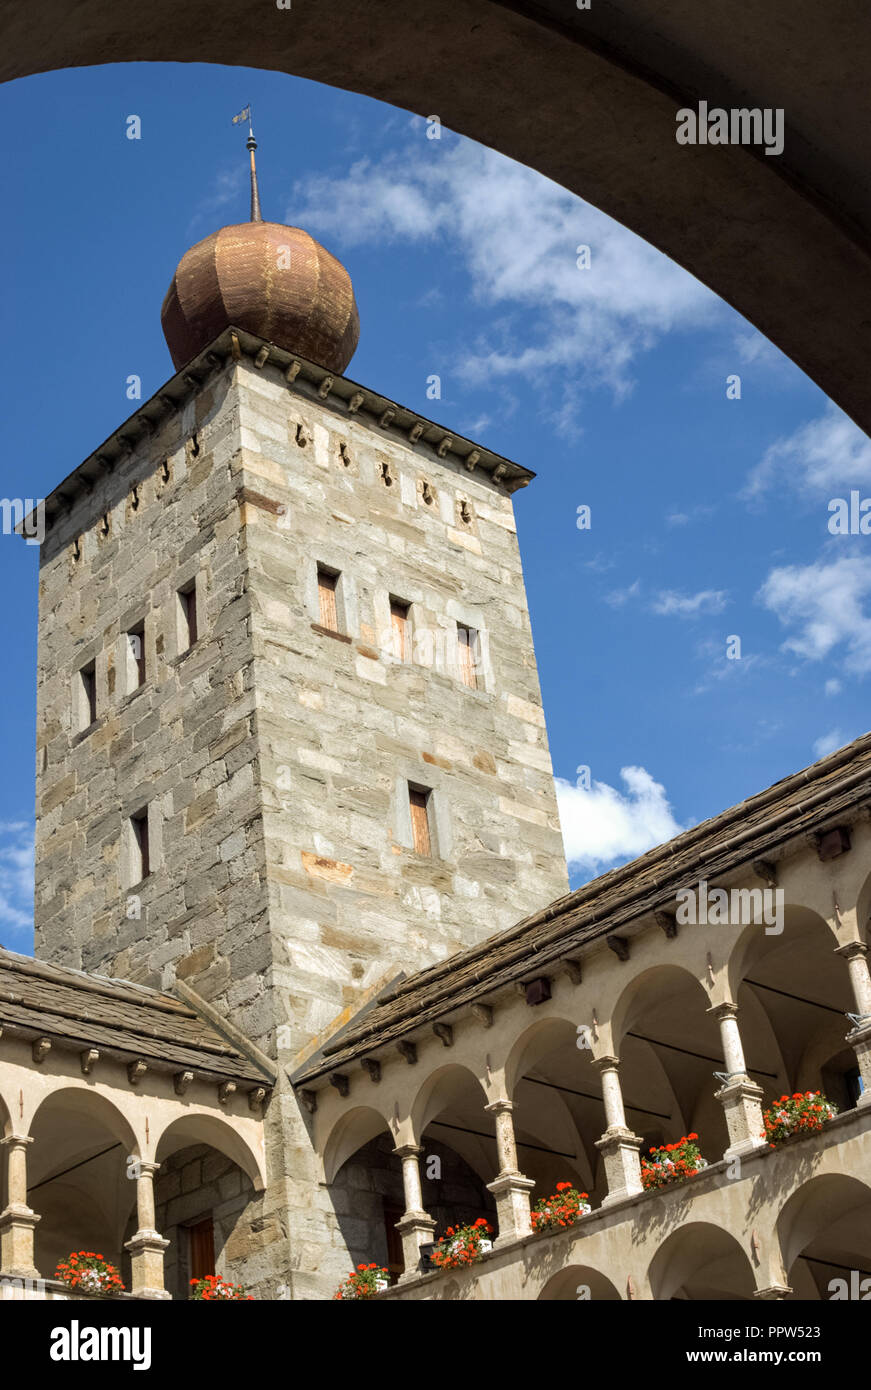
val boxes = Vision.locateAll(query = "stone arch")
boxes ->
[776,1172,871,1298]
[610,964,710,1055]
[29,1084,138,1155]
[322,1105,394,1187]
[2,5,869,438]
[155,1111,266,1192]
[729,905,856,1109]
[648,1222,757,1300]
[410,1063,489,1145]
[727,904,840,1004]
[505,1016,578,1096]
[27,1086,141,1282]
[538,1264,622,1301]
[610,964,728,1156]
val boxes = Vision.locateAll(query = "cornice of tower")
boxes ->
[20,327,535,544]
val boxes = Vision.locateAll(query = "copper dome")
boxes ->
[161,220,360,373]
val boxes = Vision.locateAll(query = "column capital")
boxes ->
[754,1283,792,1300]
[708,1001,739,1022]
[590,1054,620,1073]
[392,1143,424,1161]
[484,1098,514,1117]
[136,1160,161,1178]
[0,1134,33,1151]
[835,939,869,961]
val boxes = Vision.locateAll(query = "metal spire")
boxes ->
[247,112,262,223]
[232,104,262,222]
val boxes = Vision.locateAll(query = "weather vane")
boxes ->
[232,104,262,222]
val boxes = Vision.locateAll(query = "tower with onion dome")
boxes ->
[29,128,568,1297]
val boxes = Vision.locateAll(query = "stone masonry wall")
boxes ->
[32,346,569,1297]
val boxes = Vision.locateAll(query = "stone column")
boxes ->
[484,1099,535,1246]
[124,1161,170,1299]
[709,1003,767,1157]
[0,1135,40,1279]
[393,1145,435,1282]
[837,942,871,1104]
[591,1057,643,1204]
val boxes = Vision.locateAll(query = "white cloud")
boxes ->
[824,678,842,696]
[291,138,718,406]
[651,589,728,618]
[758,555,871,674]
[744,403,871,500]
[813,729,845,759]
[0,822,33,937]
[605,578,642,607]
[555,766,684,874]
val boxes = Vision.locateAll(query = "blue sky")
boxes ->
[1,62,869,951]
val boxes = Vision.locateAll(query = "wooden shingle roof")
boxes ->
[0,949,270,1085]
[294,731,871,1086]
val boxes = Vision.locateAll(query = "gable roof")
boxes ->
[0,949,271,1085]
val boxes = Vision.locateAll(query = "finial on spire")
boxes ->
[232,103,262,222]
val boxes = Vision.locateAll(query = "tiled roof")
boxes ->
[0,949,270,1085]
[294,731,871,1085]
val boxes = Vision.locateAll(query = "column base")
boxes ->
[595,1127,643,1204]
[715,1077,767,1157]
[0,1204,41,1280]
[485,1171,535,1245]
[846,1021,871,1103]
[124,1230,170,1300]
[394,1211,436,1282]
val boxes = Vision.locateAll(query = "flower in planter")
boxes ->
[333,1263,390,1300]
[531,1182,592,1232]
[761,1091,838,1148]
[55,1252,125,1296]
[190,1274,254,1300]
[640,1134,707,1190]
[430,1218,494,1271]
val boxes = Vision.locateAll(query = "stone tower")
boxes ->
[30,145,569,1295]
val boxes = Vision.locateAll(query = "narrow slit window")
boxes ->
[409,786,432,857]
[131,808,150,882]
[317,567,340,633]
[178,582,198,652]
[127,624,146,690]
[456,623,479,689]
[390,598,410,662]
[79,662,97,730]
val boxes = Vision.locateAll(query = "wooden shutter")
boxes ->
[188,1216,215,1283]
[409,787,432,856]
[457,624,478,689]
[390,600,409,661]
[318,570,339,632]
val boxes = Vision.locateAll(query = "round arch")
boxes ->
[610,964,710,1055]
[648,1222,757,1300]
[322,1105,394,1187]
[504,1016,578,1097]
[776,1172,871,1298]
[410,1063,490,1143]
[538,1264,622,1301]
[1,5,869,438]
[154,1111,266,1191]
[29,1085,138,1157]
